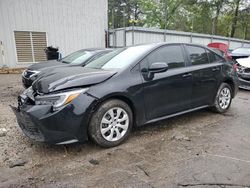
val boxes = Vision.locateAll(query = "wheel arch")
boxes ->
[92,94,137,127]
[211,78,236,106]
[223,79,235,98]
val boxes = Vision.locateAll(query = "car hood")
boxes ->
[28,60,68,70]
[230,51,250,59]
[236,57,250,68]
[32,67,117,94]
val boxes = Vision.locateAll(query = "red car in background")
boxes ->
[207,42,232,60]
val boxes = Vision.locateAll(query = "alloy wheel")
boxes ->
[100,107,129,142]
[219,87,231,110]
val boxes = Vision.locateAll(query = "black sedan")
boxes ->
[12,43,239,147]
[22,48,112,88]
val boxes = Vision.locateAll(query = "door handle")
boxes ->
[182,73,192,78]
[212,67,220,71]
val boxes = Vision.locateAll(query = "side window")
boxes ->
[186,46,209,65]
[206,49,223,63]
[144,45,185,69]
[207,50,217,63]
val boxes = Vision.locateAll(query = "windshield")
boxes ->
[232,48,250,55]
[61,50,94,65]
[85,45,154,69]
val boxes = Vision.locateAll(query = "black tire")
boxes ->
[88,99,133,148]
[212,83,232,113]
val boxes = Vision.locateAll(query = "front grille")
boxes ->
[16,108,44,142]
[18,87,36,107]
[244,68,250,73]
[18,95,35,106]
[19,120,44,142]
[239,74,250,81]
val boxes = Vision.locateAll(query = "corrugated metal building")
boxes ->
[0,0,108,68]
[110,27,250,49]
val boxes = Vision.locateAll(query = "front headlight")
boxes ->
[35,88,89,110]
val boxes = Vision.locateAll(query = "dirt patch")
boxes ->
[0,68,25,74]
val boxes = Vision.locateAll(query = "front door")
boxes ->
[141,44,192,120]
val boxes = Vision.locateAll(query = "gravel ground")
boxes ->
[0,74,250,188]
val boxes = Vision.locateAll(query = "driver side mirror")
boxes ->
[148,62,169,73]
[146,62,168,80]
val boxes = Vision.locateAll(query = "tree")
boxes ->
[108,0,250,40]
[230,0,241,37]
[138,0,186,29]
[212,0,228,34]
[108,0,143,28]
[238,7,250,39]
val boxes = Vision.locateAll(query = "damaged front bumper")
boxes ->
[11,92,98,144]
[11,105,45,142]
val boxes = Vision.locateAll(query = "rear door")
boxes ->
[141,44,193,120]
[184,45,223,107]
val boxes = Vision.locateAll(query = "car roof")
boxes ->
[78,48,113,53]
[126,43,225,59]
[129,42,208,48]
[122,43,213,54]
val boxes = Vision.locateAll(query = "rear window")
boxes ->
[206,49,224,63]
[186,45,209,65]
[210,48,224,56]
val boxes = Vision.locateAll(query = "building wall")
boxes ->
[0,0,108,67]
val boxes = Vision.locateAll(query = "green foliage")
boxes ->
[108,0,250,40]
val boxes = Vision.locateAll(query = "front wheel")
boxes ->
[212,83,232,113]
[88,99,133,148]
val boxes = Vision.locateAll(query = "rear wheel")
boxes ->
[212,83,232,113]
[88,99,133,147]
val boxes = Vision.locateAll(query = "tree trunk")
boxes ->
[244,25,248,40]
[213,15,219,35]
[230,0,241,38]
[213,0,224,35]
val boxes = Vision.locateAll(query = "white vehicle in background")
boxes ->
[231,48,250,90]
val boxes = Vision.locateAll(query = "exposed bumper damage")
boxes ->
[235,57,250,90]
[11,90,98,144]
[238,75,250,90]
[22,76,34,89]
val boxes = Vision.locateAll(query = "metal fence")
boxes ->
[109,27,250,50]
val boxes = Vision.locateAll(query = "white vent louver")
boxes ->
[14,31,47,63]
